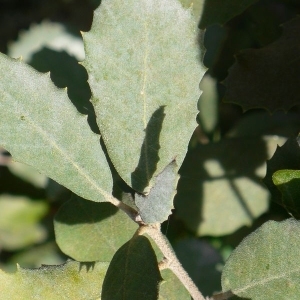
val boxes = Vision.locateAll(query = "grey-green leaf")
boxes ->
[222,219,300,299]
[54,195,138,262]
[0,260,108,300]
[135,161,178,224]
[83,0,204,193]
[102,235,162,300]
[0,53,113,203]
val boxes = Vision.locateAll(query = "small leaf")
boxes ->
[83,0,204,193]
[54,196,138,262]
[264,137,300,217]
[0,194,48,250]
[272,170,300,218]
[102,235,162,300]
[0,53,113,203]
[135,161,178,224]
[224,17,300,112]
[0,260,108,300]
[222,219,300,299]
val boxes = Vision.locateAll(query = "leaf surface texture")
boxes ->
[0,53,113,203]
[83,0,204,193]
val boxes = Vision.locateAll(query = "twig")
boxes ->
[139,223,206,300]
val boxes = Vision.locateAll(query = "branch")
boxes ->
[139,223,206,300]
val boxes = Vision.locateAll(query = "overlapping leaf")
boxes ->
[0,260,108,300]
[222,219,300,299]
[83,0,204,193]
[135,161,178,224]
[54,196,138,262]
[0,53,113,203]
[102,235,162,300]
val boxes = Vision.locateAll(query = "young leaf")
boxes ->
[135,161,178,224]
[0,53,113,203]
[102,235,162,300]
[224,17,300,112]
[222,219,300,299]
[54,196,138,262]
[0,260,108,300]
[264,137,300,217]
[83,0,204,194]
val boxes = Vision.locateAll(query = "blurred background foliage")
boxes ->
[0,0,300,297]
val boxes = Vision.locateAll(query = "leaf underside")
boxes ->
[0,53,113,203]
[54,196,138,262]
[83,0,204,193]
[222,219,300,299]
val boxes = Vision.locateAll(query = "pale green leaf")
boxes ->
[222,219,300,299]
[0,260,108,300]
[102,235,162,300]
[0,53,113,203]
[54,196,138,262]
[135,161,178,224]
[8,20,84,62]
[0,194,47,250]
[8,161,47,188]
[159,269,190,300]
[83,0,204,193]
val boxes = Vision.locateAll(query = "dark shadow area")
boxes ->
[79,261,96,272]
[174,238,223,297]
[54,194,117,225]
[30,47,99,134]
[131,106,165,193]
[99,138,136,197]
[0,165,45,199]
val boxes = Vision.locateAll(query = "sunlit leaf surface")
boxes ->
[222,219,300,299]
[83,0,204,193]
